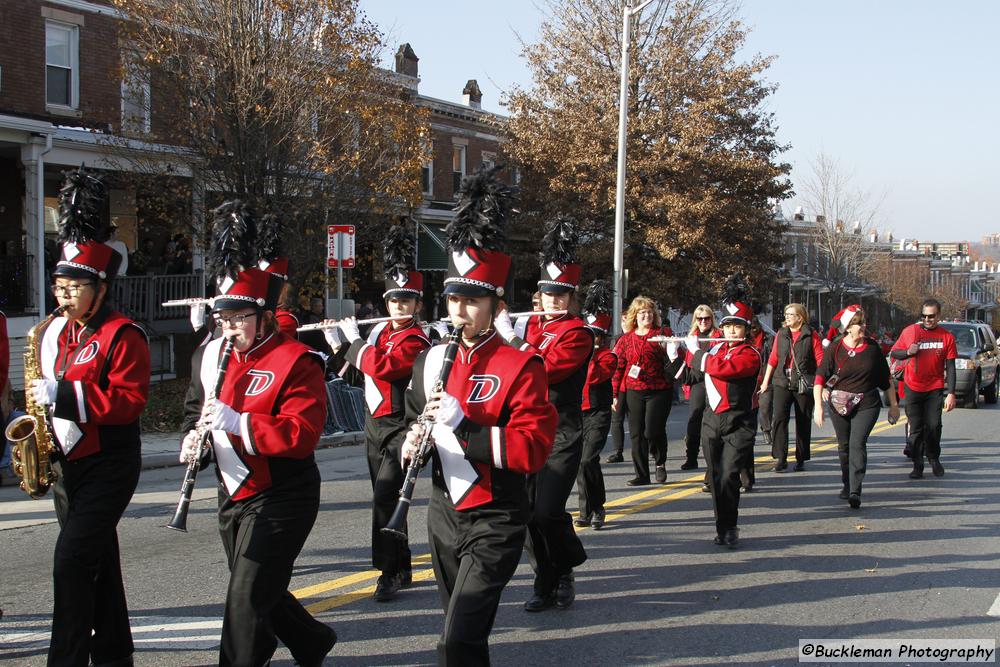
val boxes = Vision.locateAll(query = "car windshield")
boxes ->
[942,325,977,352]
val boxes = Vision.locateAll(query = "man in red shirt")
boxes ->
[890,298,957,478]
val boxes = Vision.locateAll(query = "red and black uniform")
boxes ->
[612,326,680,482]
[345,318,430,581]
[184,332,333,667]
[681,328,722,468]
[41,306,150,667]
[767,325,823,466]
[509,314,593,597]
[577,343,616,521]
[406,330,556,665]
[890,323,957,469]
[686,340,761,538]
[274,308,299,339]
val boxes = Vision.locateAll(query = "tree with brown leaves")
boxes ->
[504,0,791,311]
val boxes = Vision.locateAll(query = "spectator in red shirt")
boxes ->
[890,298,957,478]
[612,296,680,486]
[759,303,824,472]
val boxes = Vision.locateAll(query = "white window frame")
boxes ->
[120,64,151,134]
[46,21,79,110]
[452,145,466,199]
[421,141,434,197]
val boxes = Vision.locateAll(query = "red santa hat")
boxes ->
[823,304,864,347]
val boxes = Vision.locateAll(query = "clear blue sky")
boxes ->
[360,0,999,243]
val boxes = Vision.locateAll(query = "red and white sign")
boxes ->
[327,225,355,268]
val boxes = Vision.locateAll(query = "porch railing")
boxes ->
[112,273,204,323]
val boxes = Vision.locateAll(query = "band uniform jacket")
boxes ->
[404,330,557,511]
[275,308,300,339]
[511,314,594,408]
[582,346,617,412]
[40,306,150,460]
[191,332,327,502]
[686,341,762,415]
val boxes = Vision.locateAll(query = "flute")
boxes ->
[506,310,566,319]
[296,315,413,333]
[648,336,738,343]
[162,297,213,308]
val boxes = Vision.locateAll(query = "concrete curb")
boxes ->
[139,431,365,471]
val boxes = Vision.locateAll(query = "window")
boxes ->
[121,65,151,134]
[421,142,434,197]
[452,145,466,198]
[46,22,78,108]
[481,151,496,171]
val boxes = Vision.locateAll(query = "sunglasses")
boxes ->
[696,316,713,322]
[920,313,938,319]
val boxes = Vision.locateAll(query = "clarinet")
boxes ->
[382,326,463,539]
[166,338,236,532]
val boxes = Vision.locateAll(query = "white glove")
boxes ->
[339,317,361,344]
[324,325,343,350]
[433,321,451,338]
[179,429,202,464]
[31,379,58,407]
[684,334,700,352]
[493,310,515,342]
[434,391,466,430]
[666,341,680,361]
[209,400,242,436]
[190,304,206,332]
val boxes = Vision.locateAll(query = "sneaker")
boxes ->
[848,493,861,509]
[723,527,740,548]
[626,477,649,486]
[524,591,557,612]
[573,514,592,528]
[680,459,698,470]
[839,486,850,500]
[591,509,606,530]
[909,466,924,480]
[372,573,400,602]
[701,482,710,493]
[398,569,413,587]
[655,466,667,483]
[793,461,805,472]
[605,452,624,464]
[775,459,788,472]
[929,459,945,477]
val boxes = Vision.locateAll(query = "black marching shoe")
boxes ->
[775,459,788,472]
[713,533,726,546]
[591,509,606,530]
[655,466,667,483]
[929,459,945,477]
[739,469,753,493]
[848,493,861,509]
[398,569,413,587]
[555,573,576,609]
[839,486,850,500]
[373,573,401,602]
[793,461,805,472]
[909,465,924,479]
[723,527,740,548]
[524,591,557,612]
[605,452,624,463]
[626,477,649,487]
[574,514,592,528]
[292,626,338,667]
[680,459,698,470]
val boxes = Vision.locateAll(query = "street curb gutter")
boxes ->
[139,431,365,471]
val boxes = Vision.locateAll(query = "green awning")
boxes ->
[416,221,448,271]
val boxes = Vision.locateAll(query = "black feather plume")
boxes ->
[256,212,284,264]
[583,279,613,315]
[446,165,513,253]
[383,223,416,279]
[207,200,256,283]
[720,274,751,305]
[57,166,110,244]
[539,214,578,265]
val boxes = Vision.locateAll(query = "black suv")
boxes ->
[939,321,999,408]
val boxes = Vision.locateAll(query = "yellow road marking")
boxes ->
[294,418,906,611]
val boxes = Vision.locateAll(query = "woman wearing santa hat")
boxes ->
[813,304,899,508]
[758,302,824,472]
[38,167,151,667]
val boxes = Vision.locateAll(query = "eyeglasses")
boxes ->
[784,312,799,318]
[696,316,713,322]
[920,313,938,320]
[51,283,94,297]
[213,313,255,327]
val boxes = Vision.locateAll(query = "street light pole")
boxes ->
[612,0,657,337]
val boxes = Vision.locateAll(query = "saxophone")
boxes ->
[6,306,67,499]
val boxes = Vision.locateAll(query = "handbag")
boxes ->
[790,338,811,395]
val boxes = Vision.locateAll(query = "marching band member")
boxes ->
[180,202,335,667]
[575,280,617,530]
[684,277,761,548]
[681,304,721,472]
[325,224,431,602]
[39,168,150,667]
[257,213,299,339]
[494,215,593,612]
[401,167,557,665]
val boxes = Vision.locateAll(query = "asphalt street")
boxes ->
[1,402,998,666]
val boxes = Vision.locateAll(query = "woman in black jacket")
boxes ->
[813,305,900,509]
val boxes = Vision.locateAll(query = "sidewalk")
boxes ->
[138,429,365,469]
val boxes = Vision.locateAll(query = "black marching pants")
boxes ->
[609,396,627,456]
[365,416,411,577]
[684,382,706,464]
[526,409,587,595]
[701,409,755,536]
[577,407,611,518]
[770,384,814,463]
[626,389,671,481]
[904,387,944,465]
[758,386,773,437]
[828,398,881,496]
[49,447,140,667]
[218,469,332,667]
[428,495,526,667]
